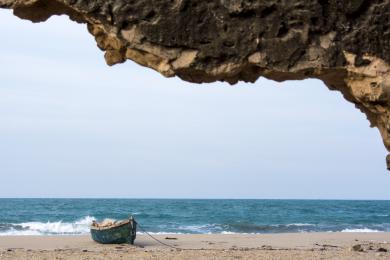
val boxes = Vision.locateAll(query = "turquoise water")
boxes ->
[0,199,389,235]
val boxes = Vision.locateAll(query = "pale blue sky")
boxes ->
[0,10,389,199]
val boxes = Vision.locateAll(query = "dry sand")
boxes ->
[0,233,389,259]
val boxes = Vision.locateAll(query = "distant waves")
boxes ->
[0,219,386,236]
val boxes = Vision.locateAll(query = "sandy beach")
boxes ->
[0,232,389,259]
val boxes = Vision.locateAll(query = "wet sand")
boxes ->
[0,233,390,259]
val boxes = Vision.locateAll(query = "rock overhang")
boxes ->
[1,0,390,170]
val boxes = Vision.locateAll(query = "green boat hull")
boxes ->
[90,218,137,244]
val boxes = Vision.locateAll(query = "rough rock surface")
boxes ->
[1,0,390,170]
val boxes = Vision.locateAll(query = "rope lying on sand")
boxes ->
[136,221,182,250]
[136,222,261,251]
[136,221,290,252]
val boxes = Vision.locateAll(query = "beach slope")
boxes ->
[1,233,390,259]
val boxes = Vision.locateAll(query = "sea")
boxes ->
[0,199,389,236]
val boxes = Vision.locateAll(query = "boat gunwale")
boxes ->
[90,219,132,231]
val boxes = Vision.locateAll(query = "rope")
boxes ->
[134,220,234,251]
[135,221,182,250]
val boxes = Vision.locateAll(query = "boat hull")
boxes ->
[90,219,137,244]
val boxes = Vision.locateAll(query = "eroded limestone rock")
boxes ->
[1,0,390,170]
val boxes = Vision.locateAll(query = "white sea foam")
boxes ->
[286,223,315,227]
[341,228,382,233]
[220,231,237,234]
[177,224,220,233]
[0,216,96,236]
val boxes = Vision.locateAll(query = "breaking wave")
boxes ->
[0,216,95,236]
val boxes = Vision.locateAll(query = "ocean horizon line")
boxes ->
[0,197,390,201]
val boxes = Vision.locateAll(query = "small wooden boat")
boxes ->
[90,216,137,244]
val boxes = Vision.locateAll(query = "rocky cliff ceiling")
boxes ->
[1,0,390,170]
